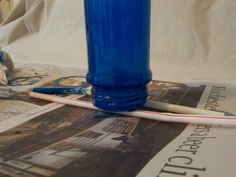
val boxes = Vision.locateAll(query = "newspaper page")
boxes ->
[0,63,84,132]
[138,82,236,177]
[0,63,236,177]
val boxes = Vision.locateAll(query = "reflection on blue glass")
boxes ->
[84,0,152,112]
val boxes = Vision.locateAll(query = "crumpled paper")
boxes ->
[0,50,14,86]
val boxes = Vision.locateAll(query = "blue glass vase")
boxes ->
[84,0,152,112]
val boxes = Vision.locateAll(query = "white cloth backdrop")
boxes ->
[0,0,236,82]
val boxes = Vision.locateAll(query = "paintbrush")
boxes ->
[29,92,236,126]
[32,86,235,117]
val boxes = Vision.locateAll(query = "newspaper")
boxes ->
[139,82,236,177]
[0,63,85,132]
[0,63,236,177]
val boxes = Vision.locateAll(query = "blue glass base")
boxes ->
[92,84,148,112]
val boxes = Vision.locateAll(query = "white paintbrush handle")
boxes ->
[84,87,226,116]
[145,100,225,116]
[29,92,236,126]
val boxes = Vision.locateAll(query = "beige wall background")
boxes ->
[0,0,236,82]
